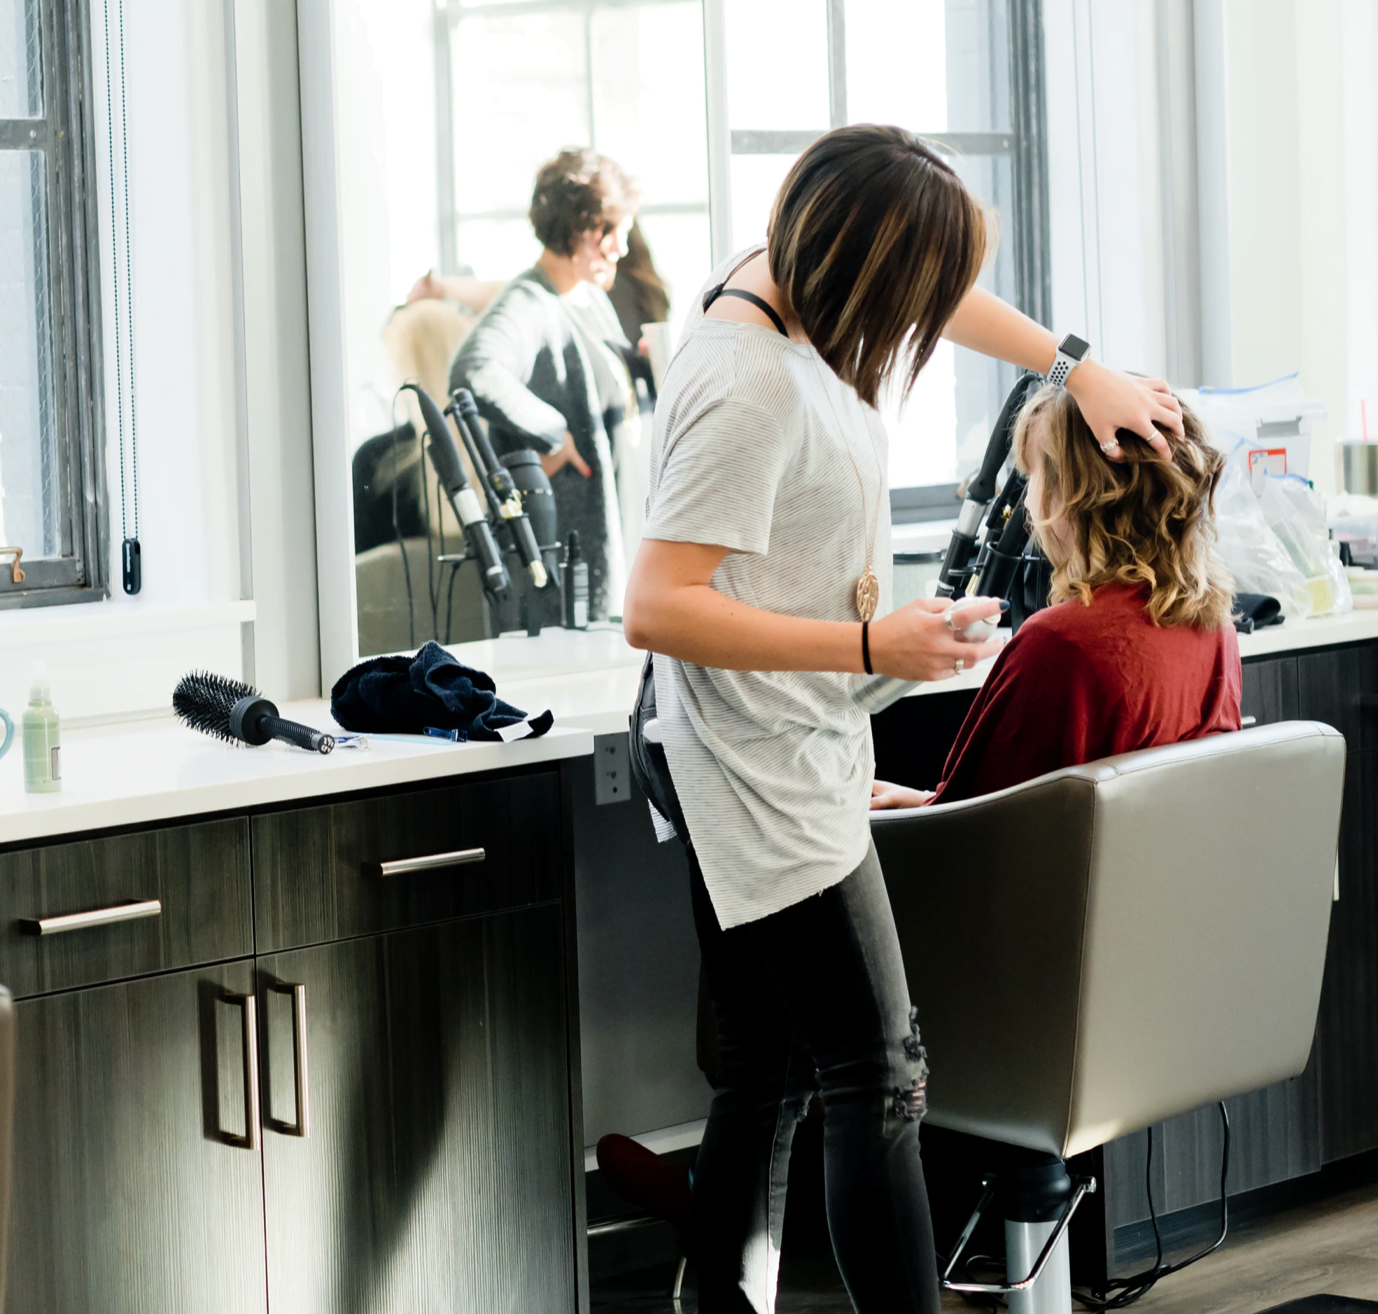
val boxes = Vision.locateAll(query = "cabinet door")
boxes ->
[7,961,267,1314]
[258,904,577,1313]
[1240,655,1299,727]
[1317,751,1378,1161]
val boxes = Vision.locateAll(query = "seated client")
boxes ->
[873,385,1242,811]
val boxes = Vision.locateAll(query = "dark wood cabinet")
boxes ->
[3,761,584,1314]
[251,772,562,952]
[257,905,576,1313]
[1240,654,1299,726]
[0,818,252,998]
[6,960,267,1314]
[1316,750,1378,1161]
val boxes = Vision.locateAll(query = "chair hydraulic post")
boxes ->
[943,1156,1096,1314]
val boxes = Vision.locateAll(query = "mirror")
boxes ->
[316,0,710,663]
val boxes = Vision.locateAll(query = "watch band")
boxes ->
[1047,334,1091,389]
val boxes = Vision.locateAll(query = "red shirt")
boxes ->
[931,584,1242,804]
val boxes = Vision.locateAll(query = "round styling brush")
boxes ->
[174,672,336,754]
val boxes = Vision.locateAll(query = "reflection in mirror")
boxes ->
[333,0,709,656]
[327,0,1022,664]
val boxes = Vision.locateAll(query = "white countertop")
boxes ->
[458,608,1378,737]
[0,701,593,847]
[8,608,1374,848]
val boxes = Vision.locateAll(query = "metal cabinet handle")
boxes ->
[378,847,485,878]
[20,898,162,936]
[225,991,260,1151]
[270,982,310,1138]
[1241,715,1257,727]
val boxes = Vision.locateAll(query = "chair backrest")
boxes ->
[870,722,1344,1159]
[0,985,13,1301]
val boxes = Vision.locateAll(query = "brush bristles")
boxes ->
[173,670,260,744]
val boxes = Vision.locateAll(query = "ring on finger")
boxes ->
[955,656,965,673]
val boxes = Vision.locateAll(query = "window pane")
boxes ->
[633,209,711,343]
[0,149,58,555]
[591,2,708,209]
[845,0,1009,134]
[887,151,1016,490]
[729,152,795,251]
[455,216,541,281]
[0,0,42,119]
[726,0,828,132]
[451,12,590,216]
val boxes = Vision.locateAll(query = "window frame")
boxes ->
[433,0,712,281]
[0,0,108,609]
[712,0,1051,521]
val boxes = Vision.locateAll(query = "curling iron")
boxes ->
[402,382,511,602]
[936,370,1044,599]
[450,389,549,590]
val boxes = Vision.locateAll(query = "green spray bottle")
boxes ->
[23,663,60,793]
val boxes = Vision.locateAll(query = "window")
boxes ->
[438,0,712,344]
[717,0,1048,517]
[0,0,105,605]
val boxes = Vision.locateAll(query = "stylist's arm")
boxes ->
[624,539,1002,680]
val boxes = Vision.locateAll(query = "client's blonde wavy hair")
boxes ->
[1012,385,1234,629]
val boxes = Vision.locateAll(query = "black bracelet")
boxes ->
[861,620,873,675]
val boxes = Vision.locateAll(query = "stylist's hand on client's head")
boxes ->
[867,597,1005,683]
[1064,358,1180,461]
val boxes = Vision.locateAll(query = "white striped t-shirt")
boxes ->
[644,250,892,930]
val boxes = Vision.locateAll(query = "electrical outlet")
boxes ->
[594,733,632,806]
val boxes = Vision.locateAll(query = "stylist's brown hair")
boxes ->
[767,124,989,408]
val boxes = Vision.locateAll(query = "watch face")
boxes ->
[1060,333,1090,361]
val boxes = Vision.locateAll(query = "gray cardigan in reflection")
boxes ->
[449,265,625,621]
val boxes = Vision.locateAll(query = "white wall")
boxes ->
[1045,0,1377,497]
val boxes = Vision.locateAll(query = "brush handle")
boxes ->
[262,715,335,754]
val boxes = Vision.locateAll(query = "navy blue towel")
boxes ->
[331,641,553,741]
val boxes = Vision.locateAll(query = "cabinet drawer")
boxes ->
[252,770,563,951]
[0,818,253,999]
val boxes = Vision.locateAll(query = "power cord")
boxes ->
[1073,1102,1230,1310]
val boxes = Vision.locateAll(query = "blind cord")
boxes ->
[103,0,140,592]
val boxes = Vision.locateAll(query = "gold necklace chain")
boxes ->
[811,355,884,621]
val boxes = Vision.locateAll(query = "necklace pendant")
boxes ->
[856,569,879,622]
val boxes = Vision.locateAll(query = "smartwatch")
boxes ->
[1047,333,1091,388]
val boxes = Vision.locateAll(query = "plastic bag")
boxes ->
[1259,474,1352,616]
[1213,460,1315,620]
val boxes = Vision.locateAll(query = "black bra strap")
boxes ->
[701,285,789,337]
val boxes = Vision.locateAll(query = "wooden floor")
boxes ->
[1124,1177,1378,1314]
[593,1177,1378,1313]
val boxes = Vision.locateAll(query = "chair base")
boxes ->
[1007,1218,1072,1314]
[943,1155,1092,1314]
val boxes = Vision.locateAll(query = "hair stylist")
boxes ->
[622,125,1181,1314]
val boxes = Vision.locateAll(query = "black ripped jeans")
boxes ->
[688,841,941,1314]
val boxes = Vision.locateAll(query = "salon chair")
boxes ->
[870,721,1345,1314]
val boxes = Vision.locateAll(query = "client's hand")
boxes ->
[870,781,935,810]
[868,597,1004,682]
[1065,359,1179,460]
[406,271,445,304]
[541,432,593,479]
